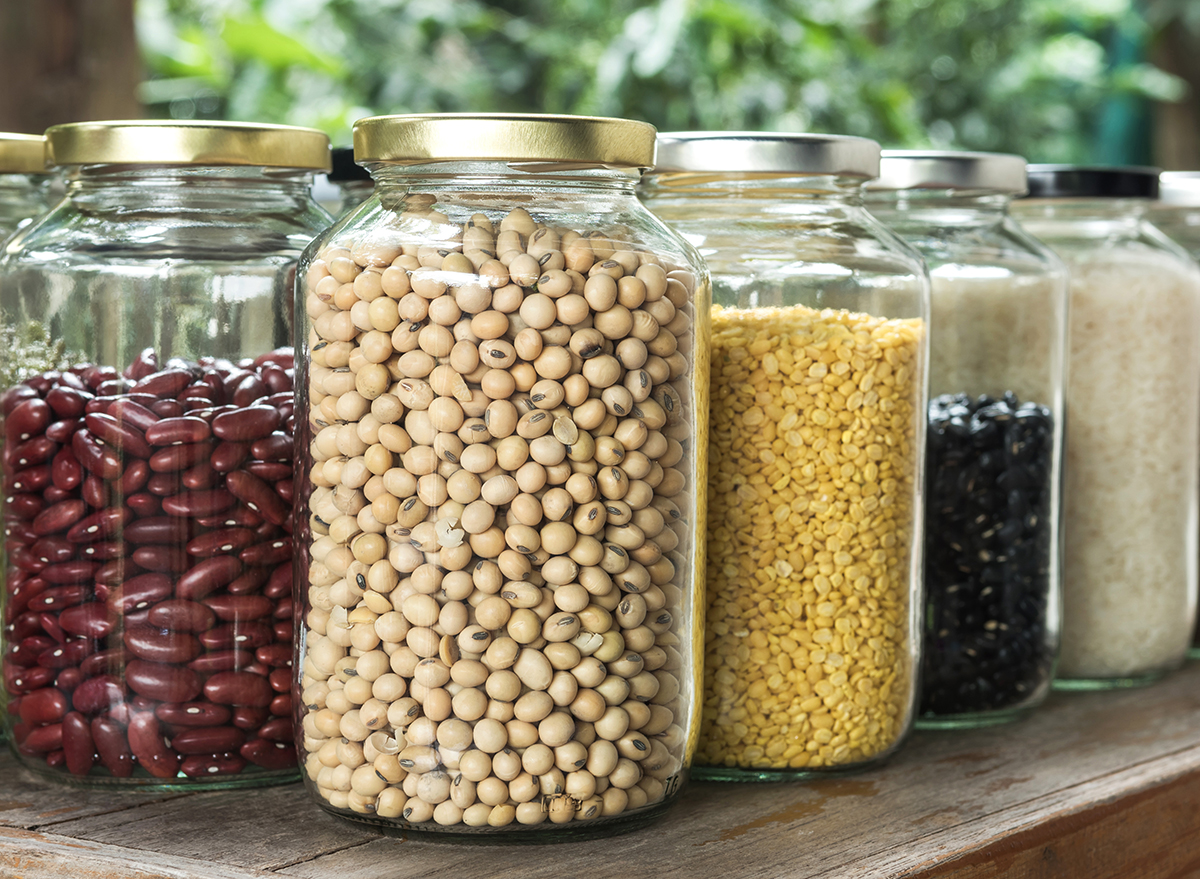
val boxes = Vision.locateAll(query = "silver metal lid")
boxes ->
[870,150,1027,194]
[649,132,880,177]
[1158,172,1200,206]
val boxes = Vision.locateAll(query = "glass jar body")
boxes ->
[641,175,928,780]
[295,163,709,838]
[0,173,53,244]
[332,179,375,215]
[1011,199,1200,687]
[871,193,1067,726]
[0,165,330,786]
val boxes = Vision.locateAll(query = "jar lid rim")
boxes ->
[353,114,657,170]
[647,132,880,177]
[0,133,49,175]
[868,150,1027,195]
[1021,165,1160,200]
[45,121,332,171]
[1157,171,1200,206]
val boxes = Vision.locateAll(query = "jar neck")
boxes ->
[367,162,642,200]
[0,174,51,223]
[64,165,316,211]
[1011,198,1146,229]
[640,173,866,206]
[867,190,1012,225]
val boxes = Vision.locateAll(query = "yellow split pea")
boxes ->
[702,304,922,770]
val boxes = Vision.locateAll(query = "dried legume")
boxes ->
[299,199,702,828]
[701,304,921,770]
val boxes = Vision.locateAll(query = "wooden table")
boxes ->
[4,661,1200,879]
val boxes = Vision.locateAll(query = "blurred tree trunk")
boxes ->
[0,0,142,135]
[1153,24,1200,171]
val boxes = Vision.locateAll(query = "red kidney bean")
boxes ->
[7,398,51,443]
[230,706,270,731]
[71,429,121,479]
[107,573,174,614]
[274,478,294,505]
[124,627,202,664]
[41,611,66,643]
[94,559,137,588]
[125,494,161,517]
[125,348,159,381]
[46,387,91,419]
[240,737,295,769]
[171,726,245,755]
[95,379,133,396]
[180,461,217,490]
[144,416,210,446]
[196,507,264,529]
[224,470,289,527]
[11,435,60,468]
[107,398,160,433]
[126,659,202,703]
[11,637,55,668]
[267,668,291,693]
[239,538,290,568]
[5,665,56,695]
[84,412,152,458]
[81,474,110,508]
[61,712,96,775]
[150,400,185,418]
[261,369,291,395]
[42,486,73,504]
[80,541,129,561]
[22,722,64,753]
[45,749,68,768]
[149,441,214,473]
[132,545,190,573]
[187,527,257,558]
[242,461,291,481]
[205,594,273,622]
[272,597,293,622]
[127,711,181,778]
[210,441,249,473]
[66,506,132,542]
[256,643,292,670]
[91,716,135,776]
[176,556,243,602]
[72,675,126,714]
[257,716,292,743]
[50,448,83,491]
[155,702,231,728]
[212,406,280,442]
[45,418,82,443]
[29,584,88,611]
[8,547,45,576]
[203,671,273,707]
[119,459,151,494]
[188,650,254,674]
[268,694,291,718]
[1,384,39,414]
[178,386,215,406]
[231,375,268,407]
[124,516,192,545]
[226,566,271,596]
[271,623,292,646]
[9,492,45,518]
[19,687,68,725]
[146,472,184,496]
[80,648,127,678]
[55,667,85,691]
[11,465,52,493]
[198,621,274,651]
[162,489,234,518]
[31,536,75,565]
[134,368,193,398]
[180,753,247,777]
[37,639,93,669]
[59,603,116,639]
[8,609,46,642]
[147,599,216,633]
[41,560,100,584]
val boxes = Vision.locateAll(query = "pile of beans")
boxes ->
[921,392,1054,717]
[2,349,297,780]
[702,304,921,771]
[299,199,699,830]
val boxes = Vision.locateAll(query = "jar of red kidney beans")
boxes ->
[0,121,331,787]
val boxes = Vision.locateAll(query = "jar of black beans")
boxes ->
[868,150,1068,727]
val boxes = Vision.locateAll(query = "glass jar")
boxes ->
[1012,166,1200,688]
[0,133,53,246]
[0,120,332,786]
[867,151,1067,727]
[295,114,709,837]
[640,133,928,780]
[325,147,374,215]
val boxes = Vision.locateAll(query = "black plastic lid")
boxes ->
[1024,165,1159,199]
[328,147,372,182]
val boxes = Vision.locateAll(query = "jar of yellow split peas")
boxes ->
[640,132,929,780]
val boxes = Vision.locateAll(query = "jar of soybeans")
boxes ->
[0,133,53,247]
[295,114,709,837]
[326,148,374,215]
[867,151,1067,727]
[0,120,331,786]
[640,132,928,780]
[1012,166,1200,688]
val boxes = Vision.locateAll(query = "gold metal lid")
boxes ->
[353,114,657,171]
[0,133,49,175]
[45,121,331,171]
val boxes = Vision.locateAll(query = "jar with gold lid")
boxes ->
[0,121,331,787]
[0,133,53,247]
[294,113,708,837]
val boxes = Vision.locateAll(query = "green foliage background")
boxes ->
[136,0,1193,163]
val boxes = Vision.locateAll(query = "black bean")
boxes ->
[920,392,1055,718]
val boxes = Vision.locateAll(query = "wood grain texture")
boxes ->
[6,664,1200,878]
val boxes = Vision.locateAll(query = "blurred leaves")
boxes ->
[135,0,1193,162]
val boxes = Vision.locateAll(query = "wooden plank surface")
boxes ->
[5,663,1200,878]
